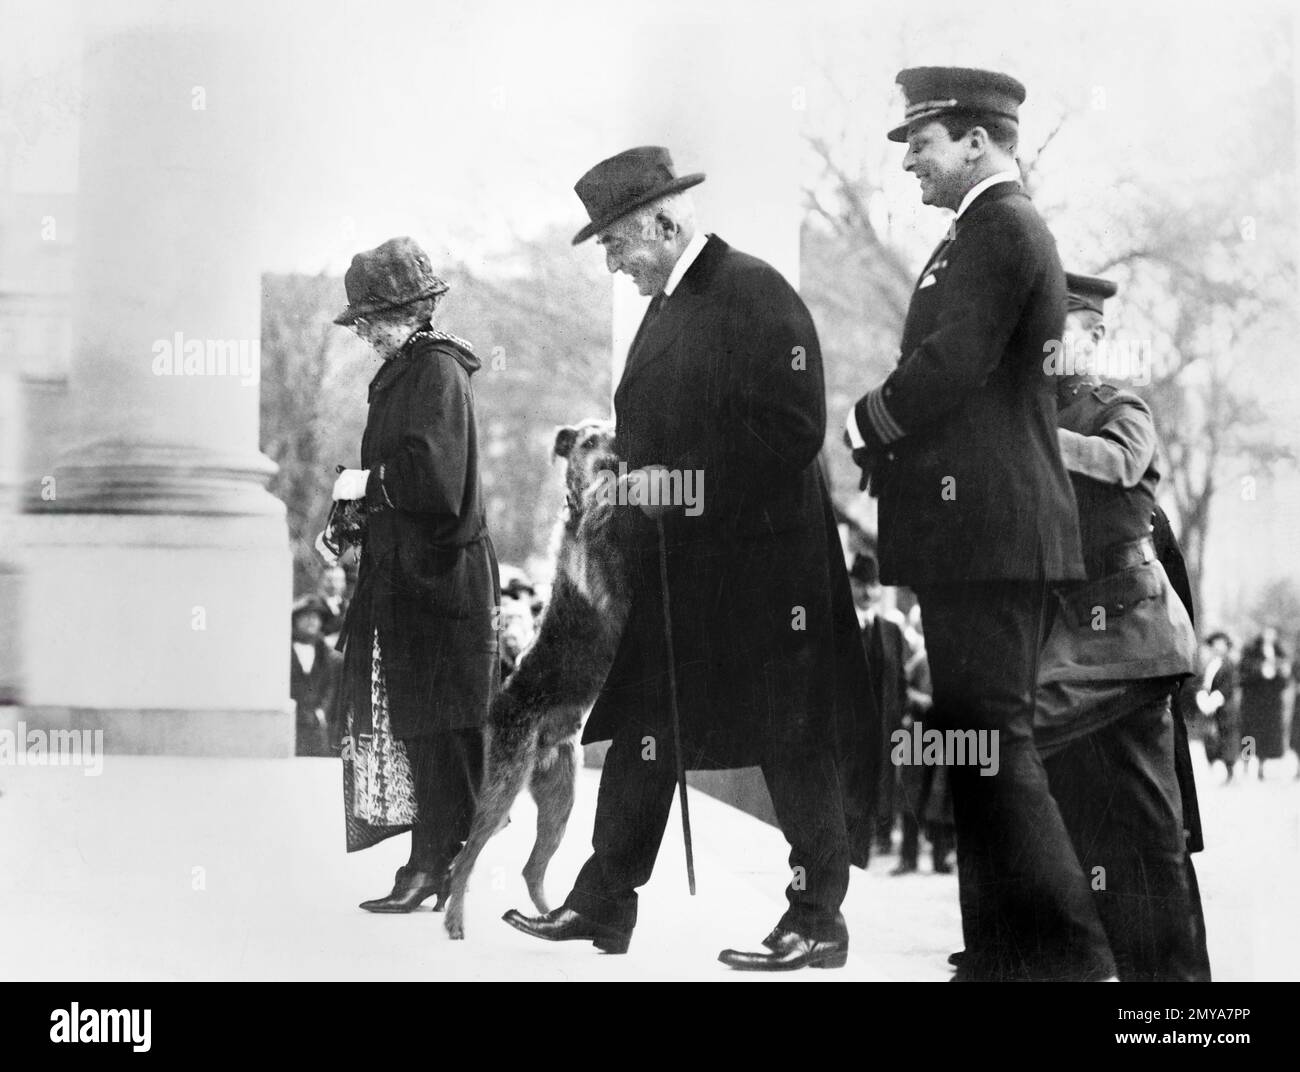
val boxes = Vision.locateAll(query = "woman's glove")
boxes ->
[332,468,371,501]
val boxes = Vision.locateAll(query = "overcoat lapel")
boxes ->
[614,236,728,404]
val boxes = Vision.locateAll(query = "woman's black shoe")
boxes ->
[359,867,442,913]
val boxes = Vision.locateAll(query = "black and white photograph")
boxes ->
[1,0,1296,1049]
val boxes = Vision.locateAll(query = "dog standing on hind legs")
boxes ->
[444,419,631,940]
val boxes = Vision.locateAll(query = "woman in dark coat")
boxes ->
[321,236,499,912]
[1239,627,1289,778]
[1197,632,1240,782]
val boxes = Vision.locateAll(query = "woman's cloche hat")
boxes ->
[334,236,449,326]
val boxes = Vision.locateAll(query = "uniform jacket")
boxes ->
[291,637,343,756]
[340,328,500,739]
[583,235,879,798]
[1036,385,1197,752]
[854,181,1085,585]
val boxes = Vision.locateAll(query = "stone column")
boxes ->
[12,26,293,756]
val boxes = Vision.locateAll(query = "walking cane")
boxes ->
[656,515,696,895]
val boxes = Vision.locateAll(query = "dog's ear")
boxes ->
[552,425,579,460]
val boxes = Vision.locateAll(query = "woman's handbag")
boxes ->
[341,630,418,852]
[322,465,368,559]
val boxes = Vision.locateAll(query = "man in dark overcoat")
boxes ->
[505,147,878,970]
[847,69,1115,981]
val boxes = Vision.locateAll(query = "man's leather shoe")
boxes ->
[890,860,918,876]
[359,867,442,913]
[502,906,631,954]
[933,860,954,874]
[718,927,848,971]
[947,949,965,968]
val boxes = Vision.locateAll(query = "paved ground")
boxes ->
[1,740,1296,981]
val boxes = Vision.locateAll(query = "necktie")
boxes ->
[628,292,666,360]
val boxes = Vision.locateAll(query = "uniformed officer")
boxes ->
[847,67,1116,981]
[1035,272,1206,981]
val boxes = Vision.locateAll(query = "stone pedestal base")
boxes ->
[3,706,292,758]
[11,512,292,756]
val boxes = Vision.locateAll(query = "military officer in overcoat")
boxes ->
[1034,272,1204,980]
[847,69,1116,981]
[505,147,878,970]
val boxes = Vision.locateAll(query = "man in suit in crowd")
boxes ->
[317,564,350,648]
[1034,272,1204,980]
[847,69,1115,980]
[505,146,878,970]
[898,611,955,875]
[848,550,908,866]
[290,595,343,757]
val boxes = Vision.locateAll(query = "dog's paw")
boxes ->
[526,882,550,916]
[444,900,465,940]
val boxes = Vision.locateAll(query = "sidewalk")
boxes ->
[1,755,902,981]
[3,744,1290,980]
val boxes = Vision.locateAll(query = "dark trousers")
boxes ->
[1042,697,1204,982]
[917,582,1116,981]
[402,728,484,875]
[898,764,953,868]
[565,725,851,940]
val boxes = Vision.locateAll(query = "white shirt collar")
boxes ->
[293,641,317,674]
[663,230,709,297]
[955,169,1021,219]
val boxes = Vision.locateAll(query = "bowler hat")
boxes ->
[571,146,705,245]
[849,552,881,586]
[334,236,449,326]
[1065,272,1119,316]
[888,67,1026,143]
